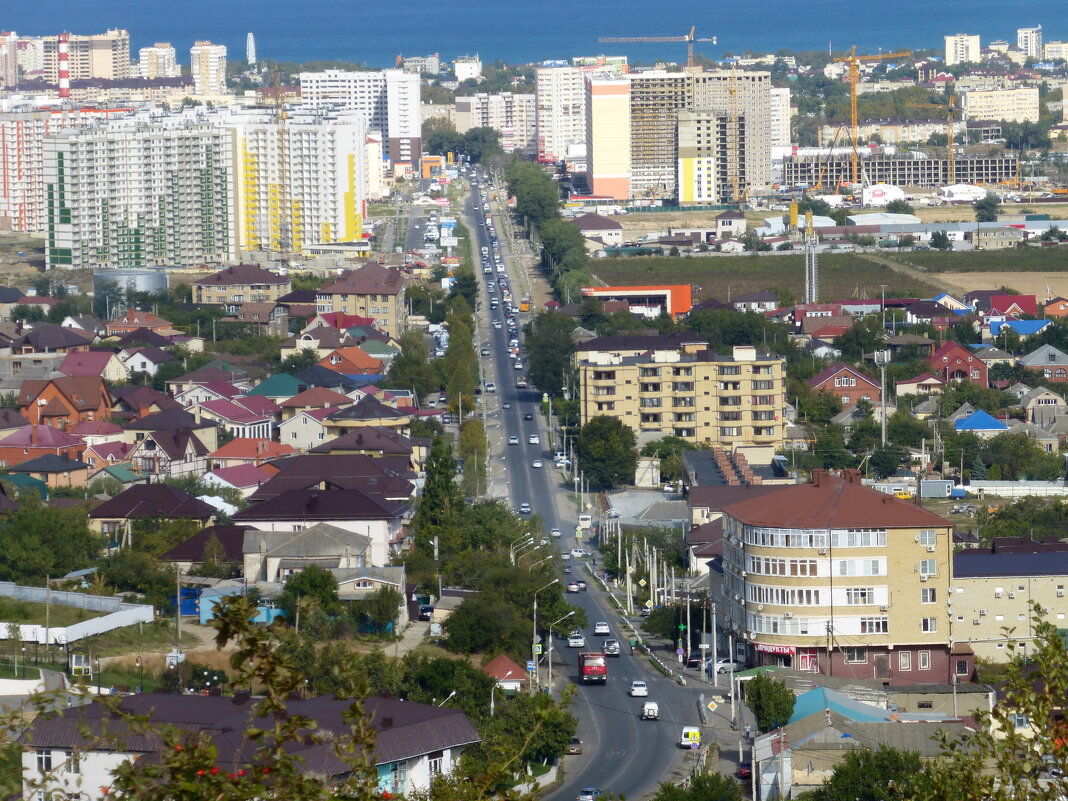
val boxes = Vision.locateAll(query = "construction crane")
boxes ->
[907,94,960,187]
[833,45,911,186]
[598,26,716,69]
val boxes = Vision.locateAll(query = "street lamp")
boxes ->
[437,689,457,707]
[94,658,100,695]
[874,349,891,447]
[532,579,559,690]
[490,670,514,717]
[509,535,534,565]
[546,610,575,690]
[135,656,143,693]
[527,554,553,571]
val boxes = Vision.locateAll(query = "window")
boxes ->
[918,650,931,670]
[860,617,888,633]
[844,647,867,664]
[36,749,51,773]
[955,659,970,676]
[918,529,936,546]
[834,376,857,387]
[845,587,875,605]
[919,559,936,577]
[63,750,79,774]
[921,588,937,604]
[1010,713,1029,729]
[428,750,444,775]
[921,617,937,633]
[898,651,912,671]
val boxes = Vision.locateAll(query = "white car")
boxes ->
[519,503,532,514]
[711,657,746,674]
[593,622,610,636]
[532,459,544,469]
[485,382,496,393]
[508,436,519,445]
[528,434,540,445]
[568,634,586,648]
[492,320,502,329]
[551,528,562,538]
[570,548,590,559]
[629,680,649,697]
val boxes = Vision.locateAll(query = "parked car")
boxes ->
[629,680,649,697]
[576,789,603,801]
[710,657,746,674]
[418,605,434,621]
[737,762,752,779]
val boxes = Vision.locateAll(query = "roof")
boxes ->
[722,471,951,529]
[140,428,209,460]
[326,395,409,422]
[954,409,1008,432]
[989,319,1050,337]
[10,323,93,352]
[160,524,248,564]
[171,366,249,386]
[572,212,624,231]
[989,293,1037,316]
[1019,344,1068,367]
[246,522,371,560]
[198,398,271,424]
[318,346,385,375]
[896,372,944,386]
[9,453,88,473]
[207,464,273,489]
[310,427,418,455]
[246,373,305,398]
[57,350,119,377]
[70,420,123,436]
[108,310,171,329]
[575,332,706,353]
[112,328,173,349]
[280,386,353,409]
[123,346,175,365]
[210,438,297,461]
[249,453,413,502]
[807,361,879,390]
[732,290,779,303]
[232,488,407,523]
[126,407,207,431]
[319,262,404,297]
[192,263,290,287]
[954,550,1068,578]
[88,484,216,520]
[886,333,935,346]
[483,653,528,680]
[0,424,81,449]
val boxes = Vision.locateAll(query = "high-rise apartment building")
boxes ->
[585,78,631,199]
[944,33,981,66]
[190,41,228,95]
[676,110,742,204]
[575,334,786,448]
[298,69,421,166]
[0,108,126,232]
[1017,26,1043,59]
[769,86,792,147]
[138,42,179,80]
[230,108,368,255]
[960,86,1040,123]
[535,64,586,163]
[1044,41,1068,61]
[246,33,257,67]
[40,29,130,83]
[0,31,17,88]
[454,92,537,159]
[43,114,237,270]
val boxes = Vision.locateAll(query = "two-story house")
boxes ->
[1018,344,1068,383]
[807,361,881,407]
[191,263,292,309]
[17,377,113,430]
[926,341,989,386]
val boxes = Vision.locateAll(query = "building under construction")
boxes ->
[783,151,1019,189]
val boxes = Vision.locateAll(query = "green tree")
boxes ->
[930,230,952,250]
[650,773,743,801]
[458,418,489,497]
[745,673,796,731]
[539,217,587,275]
[525,312,576,394]
[869,443,907,479]
[348,586,403,634]
[884,199,914,215]
[387,330,440,400]
[812,425,855,469]
[974,193,1000,223]
[0,495,101,584]
[442,595,525,654]
[277,565,342,623]
[576,416,638,490]
[412,437,463,552]
[461,126,502,163]
[811,746,928,801]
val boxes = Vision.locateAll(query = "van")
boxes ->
[578,514,593,530]
[680,727,701,749]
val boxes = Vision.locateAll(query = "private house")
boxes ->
[279,327,354,361]
[278,387,353,421]
[985,319,1051,342]
[247,453,415,506]
[323,396,412,436]
[731,290,779,313]
[0,425,85,469]
[119,347,174,377]
[60,314,104,338]
[17,377,113,430]
[82,439,136,471]
[1018,344,1068,382]
[954,409,1009,438]
[159,524,249,573]
[203,464,273,498]
[1044,297,1068,318]
[973,345,1015,371]
[242,521,372,582]
[109,386,180,422]
[278,407,335,449]
[56,350,128,382]
[926,341,988,385]
[191,263,292,308]
[245,373,307,402]
[714,209,747,238]
[303,311,379,333]
[8,323,93,355]
[71,420,126,446]
[310,427,429,473]
[174,381,243,408]
[884,333,936,358]
[1021,386,1066,426]
[104,310,173,336]
[717,469,966,683]
[123,407,220,452]
[9,453,89,488]
[128,428,210,479]
[807,362,880,406]
[482,654,528,694]
[315,262,407,339]
[570,212,624,247]
[20,694,479,801]
[895,373,945,398]
[195,397,278,440]
[989,294,1037,318]
[218,302,289,337]
[932,292,969,312]
[1007,420,1059,452]
[209,438,295,469]
[318,346,385,376]
[166,366,251,397]
[87,484,215,538]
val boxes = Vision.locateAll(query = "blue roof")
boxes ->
[955,409,1008,432]
[989,319,1050,336]
[790,687,890,724]
[955,551,1068,578]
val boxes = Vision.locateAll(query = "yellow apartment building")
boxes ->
[192,263,292,307]
[315,261,406,338]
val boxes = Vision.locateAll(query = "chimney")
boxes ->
[57,33,70,99]
[812,469,826,487]
[31,425,38,445]
[843,468,863,485]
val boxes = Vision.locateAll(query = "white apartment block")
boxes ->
[15,37,44,78]
[454,56,482,83]
[535,64,586,163]
[229,107,368,254]
[299,69,420,165]
[40,29,131,82]
[43,112,238,270]
[190,41,228,95]
[454,92,536,158]
[0,108,126,232]
[1045,41,1068,61]
[960,85,1040,123]
[0,31,17,88]
[1017,26,1043,59]
[769,86,791,147]
[138,42,179,79]
[945,33,981,66]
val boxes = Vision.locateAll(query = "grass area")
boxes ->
[366,202,395,218]
[885,247,1068,274]
[0,597,106,627]
[76,620,201,657]
[0,662,40,680]
[591,252,944,301]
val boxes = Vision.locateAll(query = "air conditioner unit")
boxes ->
[920,575,929,582]
[1058,590,1065,598]
[741,571,748,578]
[979,609,987,616]
[818,548,827,555]
[926,545,936,552]
[1008,592,1016,599]
[880,605,889,612]
[757,604,765,611]
[973,619,981,625]
[783,612,793,618]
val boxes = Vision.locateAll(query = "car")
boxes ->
[576,580,587,591]
[514,361,523,370]
[576,789,604,801]
[629,680,649,697]
[566,737,583,755]
[640,607,652,617]
[502,401,511,409]
[711,657,746,674]
[532,459,544,468]
[736,762,752,779]
[594,622,610,635]
[480,348,490,356]
[524,413,534,421]
[417,605,434,621]
[685,652,708,669]
[508,436,519,445]
[492,320,502,329]
[485,382,496,393]
[566,581,580,593]
[563,565,572,574]
[550,528,562,537]
[567,634,586,648]
[518,503,532,514]
[528,434,540,445]
[570,548,590,559]
[603,639,621,655]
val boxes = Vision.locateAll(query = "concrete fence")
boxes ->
[0,582,155,645]
[970,480,1068,498]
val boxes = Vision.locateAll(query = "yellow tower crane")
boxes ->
[833,46,911,186]
[598,26,716,70]
[907,94,960,187]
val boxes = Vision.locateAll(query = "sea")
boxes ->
[4,0,1067,69]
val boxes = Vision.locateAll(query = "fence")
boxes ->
[0,582,155,645]
[970,480,1068,498]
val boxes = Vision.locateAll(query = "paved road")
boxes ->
[463,172,711,801]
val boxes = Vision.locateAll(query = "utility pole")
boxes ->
[711,603,718,687]
[729,632,737,727]
[875,349,890,446]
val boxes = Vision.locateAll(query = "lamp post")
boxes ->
[94,658,100,695]
[532,578,559,690]
[437,690,457,707]
[490,670,514,717]
[510,535,534,565]
[874,349,891,447]
[546,610,575,690]
[880,284,887,331]
[515,540,542,564]
[136,656,143,693]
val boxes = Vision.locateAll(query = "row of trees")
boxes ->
[422,118,503,163]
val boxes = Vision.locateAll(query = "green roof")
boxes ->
[359,339,399,355]
[0,473,47,498]
[103,464,141,483]
[246,373,302,397]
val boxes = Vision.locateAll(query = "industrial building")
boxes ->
[575,335,786,448]
[782,152,1019,188]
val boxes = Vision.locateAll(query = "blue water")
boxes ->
[5,0,1067,68]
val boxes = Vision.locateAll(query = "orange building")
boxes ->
[580,284,694,318]
[0,425,86,469]
[318,346,385,375]
[1045,297,1068,318]
[104,310,172,336]
[17,377,113,430]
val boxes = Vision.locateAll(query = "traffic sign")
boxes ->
[676,648,685,656]
[533,644,542,655]
[542,393,549,403]
[644,600,654,608]
[699,643,710,650]
[527,660,536,672]
[638,579,647,588]
[690,742,699,751]
[707,700,718,713]
[627,565,635,574]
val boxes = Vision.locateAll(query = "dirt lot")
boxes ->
[936,271,1068,296]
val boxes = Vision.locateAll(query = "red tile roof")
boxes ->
[806,361,879,391]
[207,464,273,489]
[57,350,118,377]
[210,438,296,461]
[482,653,528,680]
[0,425,80,448]
[279,386,353,409]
